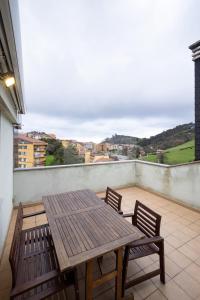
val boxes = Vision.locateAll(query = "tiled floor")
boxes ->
[1,187,200,299]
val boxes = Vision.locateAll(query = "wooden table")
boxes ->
[43,189,143,300]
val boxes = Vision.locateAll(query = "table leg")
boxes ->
[86,259,94,300]
[115,247,123,300]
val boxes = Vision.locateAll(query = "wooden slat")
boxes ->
[105,187,122,212]
[93,270,117,288]
[134,200,161,237]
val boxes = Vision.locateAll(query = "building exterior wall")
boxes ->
[16,141,47,168]
[33,144,46,166]
[195,59,200,160]
[0,112,14,257]
[0,0,24,259]
[18,143,33,168]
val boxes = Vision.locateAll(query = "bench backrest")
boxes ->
[9,203,23,287]
[133,200,161,237]
[105,187,122,212]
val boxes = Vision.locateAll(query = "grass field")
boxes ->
[143,154,157,163]
[142,140,195,165]
[46,155,55,166]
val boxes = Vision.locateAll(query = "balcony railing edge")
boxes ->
[13,160,137,172]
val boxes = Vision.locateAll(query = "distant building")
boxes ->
[27,131,56,140]
[85,151,92,163]
[61,139,70,149]
[62,140,85,156]
[15,134,47,168]
[109,144,119,151]
[48,133,56,139]
[93,155,113,163]
[84,142,95,151]
[95,143,111,152]
[75,142,85,155]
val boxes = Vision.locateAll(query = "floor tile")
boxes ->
[196,257,200,266]
[133,279,157,299]
[167,250,192,269]
[178,244,200,261]
[166,235,185,248]
[159,279,191,300]
[174,270,200,299]
[165,257,183,278]
[185,263,200,283]
[146,289,167,300]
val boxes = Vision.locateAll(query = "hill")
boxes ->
[138,123,194,151]
[103,123,194,151]
[103,134,139,145]
[142,140,195,165]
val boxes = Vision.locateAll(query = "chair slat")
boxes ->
[105,187,122,213]
[134,201,161,236]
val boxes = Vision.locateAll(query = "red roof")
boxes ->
[16,134,48,145]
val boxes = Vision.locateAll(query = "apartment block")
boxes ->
[15,134,47,168]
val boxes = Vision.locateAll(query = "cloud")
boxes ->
[18,0,198,140]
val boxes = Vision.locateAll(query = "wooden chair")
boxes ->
[9,203,80,300]
[122,200,165,296]
[98,187,123,273]
[101,187,123,214]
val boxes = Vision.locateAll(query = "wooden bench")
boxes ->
[9,203,80,300]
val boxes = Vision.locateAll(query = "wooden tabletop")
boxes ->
[43,189,143,272]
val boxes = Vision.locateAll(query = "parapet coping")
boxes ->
[14,159,200,172]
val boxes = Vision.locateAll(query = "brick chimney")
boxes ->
[189,40,200,161]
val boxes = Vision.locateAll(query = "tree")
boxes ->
[44,138,64,165]
[64,144,84,164]
[128,147,140,159]
[156,151,164,164]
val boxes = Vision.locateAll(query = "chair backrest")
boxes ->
[133,200,161,237]
[9,203,23,287]
[105,187,122,212]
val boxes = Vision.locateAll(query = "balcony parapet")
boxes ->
[13,160,200,211]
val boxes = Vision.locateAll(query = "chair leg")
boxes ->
[97,256,103,275]
[159,240,165,284]
[74,268,80,300]
[122,246,129,297]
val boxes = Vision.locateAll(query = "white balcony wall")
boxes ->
[0,112,14,257]
[13,160,200,210]
[135,161,170,196]
[13,161,136,205]
[169,163,200,209]
[135,161,200,210]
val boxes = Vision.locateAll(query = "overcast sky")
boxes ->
[18,0,199,142]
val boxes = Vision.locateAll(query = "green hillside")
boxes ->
[142,140,195,165]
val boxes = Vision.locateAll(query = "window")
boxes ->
[19,164,26,168]
[19,151,27,155]
[19,158,27,162]
[19,145,27,149]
